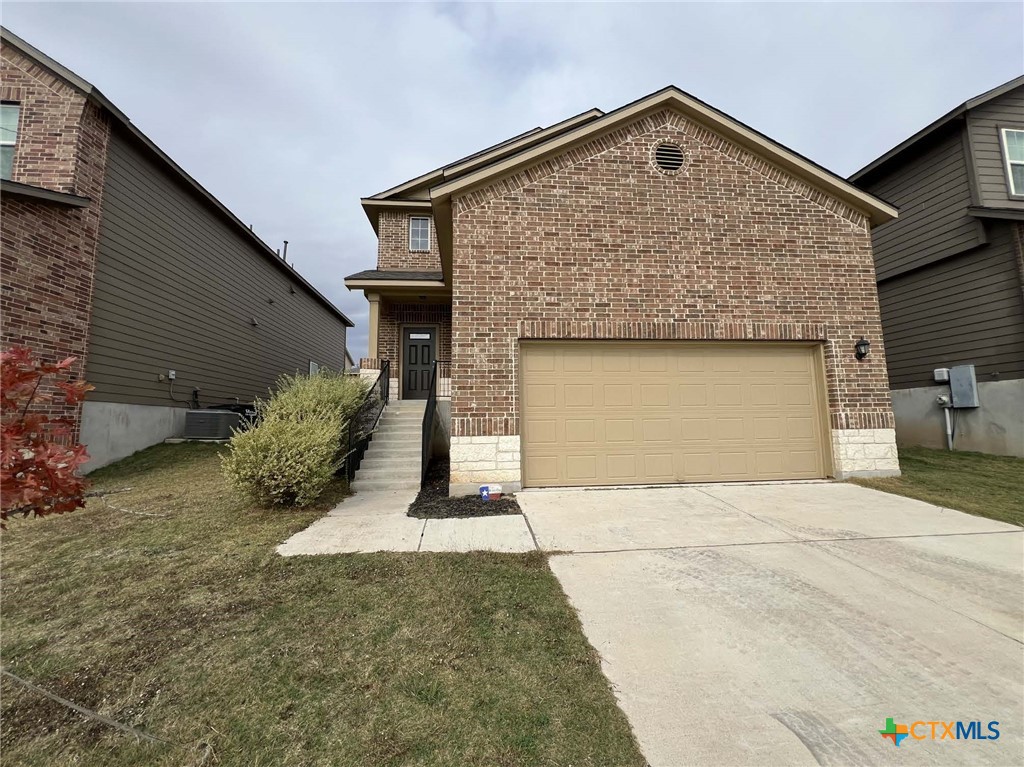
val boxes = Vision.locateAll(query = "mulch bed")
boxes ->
[407,458,522,519]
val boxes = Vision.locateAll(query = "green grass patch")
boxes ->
[1,443,643,766]
[853,446,1024,527]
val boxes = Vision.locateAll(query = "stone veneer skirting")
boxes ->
[830,429,900,479]
[449,435,522,496]
[448,430,900,494]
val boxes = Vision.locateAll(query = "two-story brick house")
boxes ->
[1,27,353,469]
[851,76,1024,457]
[347,87,900,495]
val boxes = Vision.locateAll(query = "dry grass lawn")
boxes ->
[1,443,644,767]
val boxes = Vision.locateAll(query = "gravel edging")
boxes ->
[408,458,522,519]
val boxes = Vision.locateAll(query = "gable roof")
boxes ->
[850,74,1024,184]
[393,86,897,283]
[0,26,353,328]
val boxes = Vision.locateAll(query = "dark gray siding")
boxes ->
[967,85,1024,209]
[87,127,348,407]
[878,221,1024,389]
[861,125,983,281]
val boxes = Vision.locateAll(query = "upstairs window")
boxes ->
[409,216,431,251]
[0,103,19,180]
[1001,128,1024,197]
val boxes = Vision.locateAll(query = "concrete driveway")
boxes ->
[518,483,1023,766]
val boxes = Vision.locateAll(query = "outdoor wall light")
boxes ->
[854,337,870,360]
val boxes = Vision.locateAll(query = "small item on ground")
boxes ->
[409,459,521,519]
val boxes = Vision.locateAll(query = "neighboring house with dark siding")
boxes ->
[0,27,353,469]
[850,76,1024,457]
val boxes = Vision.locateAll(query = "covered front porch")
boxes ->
[345,270,452,402]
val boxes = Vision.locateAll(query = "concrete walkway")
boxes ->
[517,483,1024,766]
[276,487,536,555]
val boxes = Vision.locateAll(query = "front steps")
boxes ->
[351,400,426,492]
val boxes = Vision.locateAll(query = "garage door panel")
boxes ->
[525,418,558,444]
[787,416,815,440]
[718,452,750,476]
[606,454,637,479]
[679,383,708,406]
[521,342,827,487]
[644,453,674,479]
[525,454,559,481]
[642,419,673,442]
[605,419,635,443]
[640,384,670,407]
[565,419,596,444]
[682,453,714,479]
[564,384,594,407]
[713,383,743,407]
[716,417,746,441]
[638,351,669,372]
[749,384,778,406]
[565,455,598,481]
[603,383,633,407]
[526,383,557,408]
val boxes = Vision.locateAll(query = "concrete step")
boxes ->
[371,428,420,440]
[377,426,421,437]
[353,478,421,492]
[356,465,420,481]
[381,412,424,421]
[360,455,423,470]
[366,434,417,446]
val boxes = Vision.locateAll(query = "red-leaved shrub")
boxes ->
[1,346,93,526]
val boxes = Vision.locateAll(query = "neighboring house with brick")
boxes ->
[346,86,900,495]
[850,76,1024,457]
[0,27,353,469]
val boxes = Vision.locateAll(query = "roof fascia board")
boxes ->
[359,198,433,234]
[344,279,448,290]
[369,169,445,201]
[430,88,897,226]
[0,179,91,207]
[968,206,1024,222]
[850,75,1024,183]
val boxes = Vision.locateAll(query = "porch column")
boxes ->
[367,292,381,359]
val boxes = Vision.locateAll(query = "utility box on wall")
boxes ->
[949,364,980,408]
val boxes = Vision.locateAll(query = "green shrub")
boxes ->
[262,372,368,428]
[222,372,370,507]
[222,416,340,507]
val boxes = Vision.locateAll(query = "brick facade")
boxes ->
[376,210,442,271]
[378,302,452,364]
[448,108,897,484]
[1,45,111,438]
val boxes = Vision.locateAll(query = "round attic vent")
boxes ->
[654,142,685,174]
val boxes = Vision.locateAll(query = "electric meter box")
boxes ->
[933,368,950,383]
[949,364,979,408]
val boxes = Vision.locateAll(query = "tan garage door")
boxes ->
[520,342,829,487]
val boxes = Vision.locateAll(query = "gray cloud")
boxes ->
[5,1,1022,358]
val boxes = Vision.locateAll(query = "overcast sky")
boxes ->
[4,1,1022,358]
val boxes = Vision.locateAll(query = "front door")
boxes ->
[402,327,436,399]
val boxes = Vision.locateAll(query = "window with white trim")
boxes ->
[409,216,431,251]
[1001,128,1024,197]
[1,103,19,181]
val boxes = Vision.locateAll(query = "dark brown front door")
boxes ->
[402,327,436,399]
